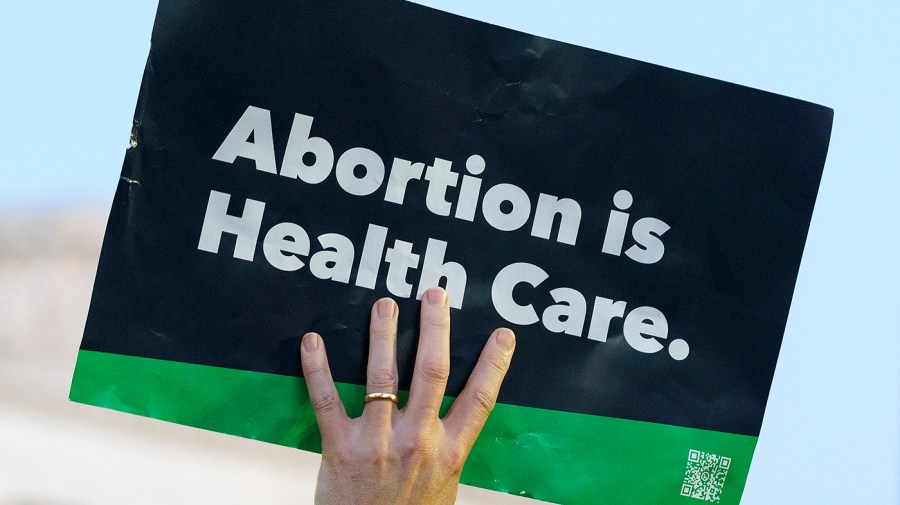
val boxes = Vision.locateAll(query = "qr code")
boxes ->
[680,449,731,502]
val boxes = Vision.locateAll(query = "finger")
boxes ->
[443,328,515,447]
[406,287,451,421]
[300,332,348,443]
[364,298,399,423]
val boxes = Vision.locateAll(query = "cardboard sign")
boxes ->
[70,0,833,503]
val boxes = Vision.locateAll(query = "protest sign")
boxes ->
[70,0,833,503]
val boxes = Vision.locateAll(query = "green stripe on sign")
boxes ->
[70,350,757,504]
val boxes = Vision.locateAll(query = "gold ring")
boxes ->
[364,392,399,404]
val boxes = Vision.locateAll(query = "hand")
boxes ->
[300,287,516,505]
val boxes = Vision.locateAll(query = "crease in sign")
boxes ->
[129,120,141,150]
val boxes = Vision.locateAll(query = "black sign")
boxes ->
[73,1,832,502]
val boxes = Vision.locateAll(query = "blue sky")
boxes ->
[1,1,898,503]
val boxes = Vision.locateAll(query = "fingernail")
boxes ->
[495,329,515,351]
[303,332,319,352]
[425,287,447,306]
[376,298,396,319]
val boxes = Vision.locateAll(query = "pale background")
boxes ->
[1,1,898,504]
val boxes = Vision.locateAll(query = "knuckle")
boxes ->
[425,317,451,333]
[444,445,468,474]
[361,442,393,470]
[399,432,437,461]
[487,354,510,377]
[302,361,327,378]
[367,368,398,389]
[311,389,341,413]
[329,441,354,467]
[470,388,497,417]
[329,439,396,472]
[370,328,395,344]
[418,360,450,385]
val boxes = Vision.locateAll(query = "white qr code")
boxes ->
[680,449,731,502]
